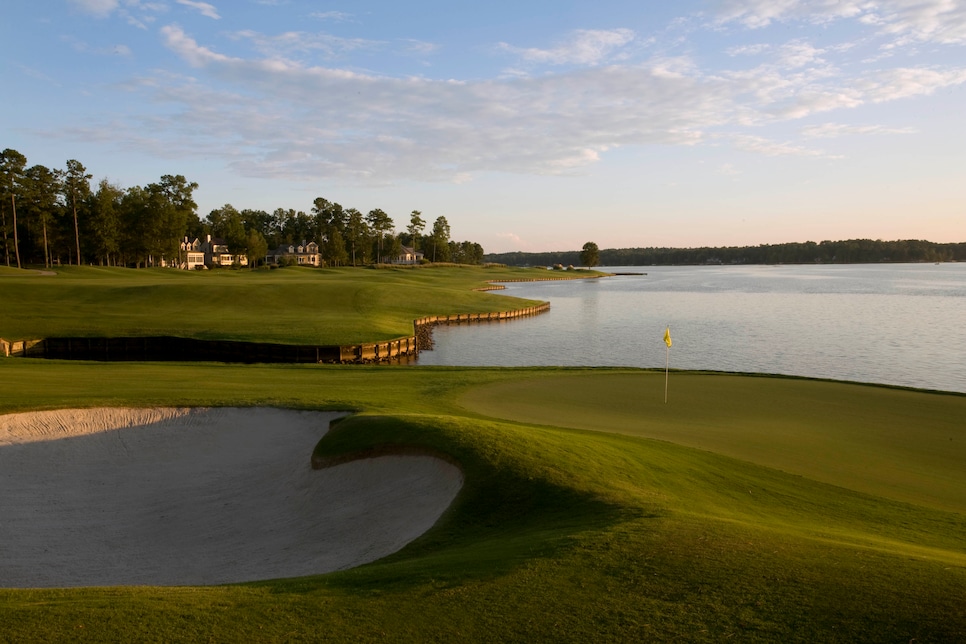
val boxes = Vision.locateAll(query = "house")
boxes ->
[267,241,321,267]
[179,235,248,269]
[180,237,207,270]
[394,246,424,265]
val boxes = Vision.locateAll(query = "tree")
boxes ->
[387,233,403,263]
[245,230,268,269]
[312,197,346,234]
[22,165,61,267]
[428,215,451,262]
[0,148,27,268]
[118,185,151,267]
[290,211,314,246]
[313,197,348,264]
[344,208,368,266]
[207,204,247,255]
[89,179,124,266]
[365,208,393,263]
[269,208,307,246]
[580,241,600,268]
[321,226,348,266]
[240,209,272,244]
[61,159,92,265]
[407,210,425,252]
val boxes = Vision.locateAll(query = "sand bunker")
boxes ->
[0,407,462,588]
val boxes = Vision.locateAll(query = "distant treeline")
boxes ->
[1,146,484,269]
[485,239,966,267]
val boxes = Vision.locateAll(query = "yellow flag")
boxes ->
[663,326,672,348]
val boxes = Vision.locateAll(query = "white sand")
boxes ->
[0,407,462,588]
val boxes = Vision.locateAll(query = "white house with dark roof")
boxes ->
[395,246,424,265]
[179,235,248,269]
[267,241,321,266]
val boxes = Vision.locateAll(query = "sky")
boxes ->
[2,1,964,253]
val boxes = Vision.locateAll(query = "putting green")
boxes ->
[459,371,966,513]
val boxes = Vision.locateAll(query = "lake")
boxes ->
[415,263,966,394]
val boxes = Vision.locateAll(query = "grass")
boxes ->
[1,360,964,642]
[0,265,572,345]
[1,267,964,642]
[459,371,966,513]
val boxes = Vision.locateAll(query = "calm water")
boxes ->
[415,263,966,393]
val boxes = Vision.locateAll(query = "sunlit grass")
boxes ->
[0,265,563,344]
[1,264,964,641]
[1,361,964,641]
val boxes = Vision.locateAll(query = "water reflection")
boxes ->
[415,264,966,393]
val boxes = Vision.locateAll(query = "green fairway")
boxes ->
[1,359,964,642]
[0,265,559,345]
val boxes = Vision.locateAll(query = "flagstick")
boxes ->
[664,343,669,404]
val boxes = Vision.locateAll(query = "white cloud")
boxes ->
[727,43,772,56]
[713,0,966,45]
[858,66,966,101]
[161,25,234,66]
[729,134,837,157]
[63,36,134,57]
[60,21,963,184]
[229,30,383,60]
[68,0,167,28]
[714,0,866,29]
[311,11,353,22]
[776,40,826,68]
[801,122,918,138]
[498,28,636,66]
[68,0,120,17]
[176,0,221,20]
[401,39,440,56]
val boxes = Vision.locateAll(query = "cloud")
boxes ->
[63,35,133,57]
[229,29,383,60]
[400,39,440,56]
[62,21,964,185]
[859,66,966,102]
[311,11,353,22]
[727,43,772,56]
[68,0,166,29]
[713,0,966,45]
[161,25,234,66]
[801,122,918,138]
[67,0,120,17]
[728,134,836,157]
[498,28,636,66]
[714,0,865,29]
[718,163,742,175]
[176,0,221,20]
[776,40,826,68]
[16,64,62,86]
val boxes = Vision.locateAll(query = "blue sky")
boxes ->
[3,1,964,253]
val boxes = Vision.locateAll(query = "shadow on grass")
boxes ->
[252,414,644,594]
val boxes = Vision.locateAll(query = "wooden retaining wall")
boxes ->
[412,302,549,329]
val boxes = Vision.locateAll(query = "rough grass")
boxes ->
[1,360,964,642]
